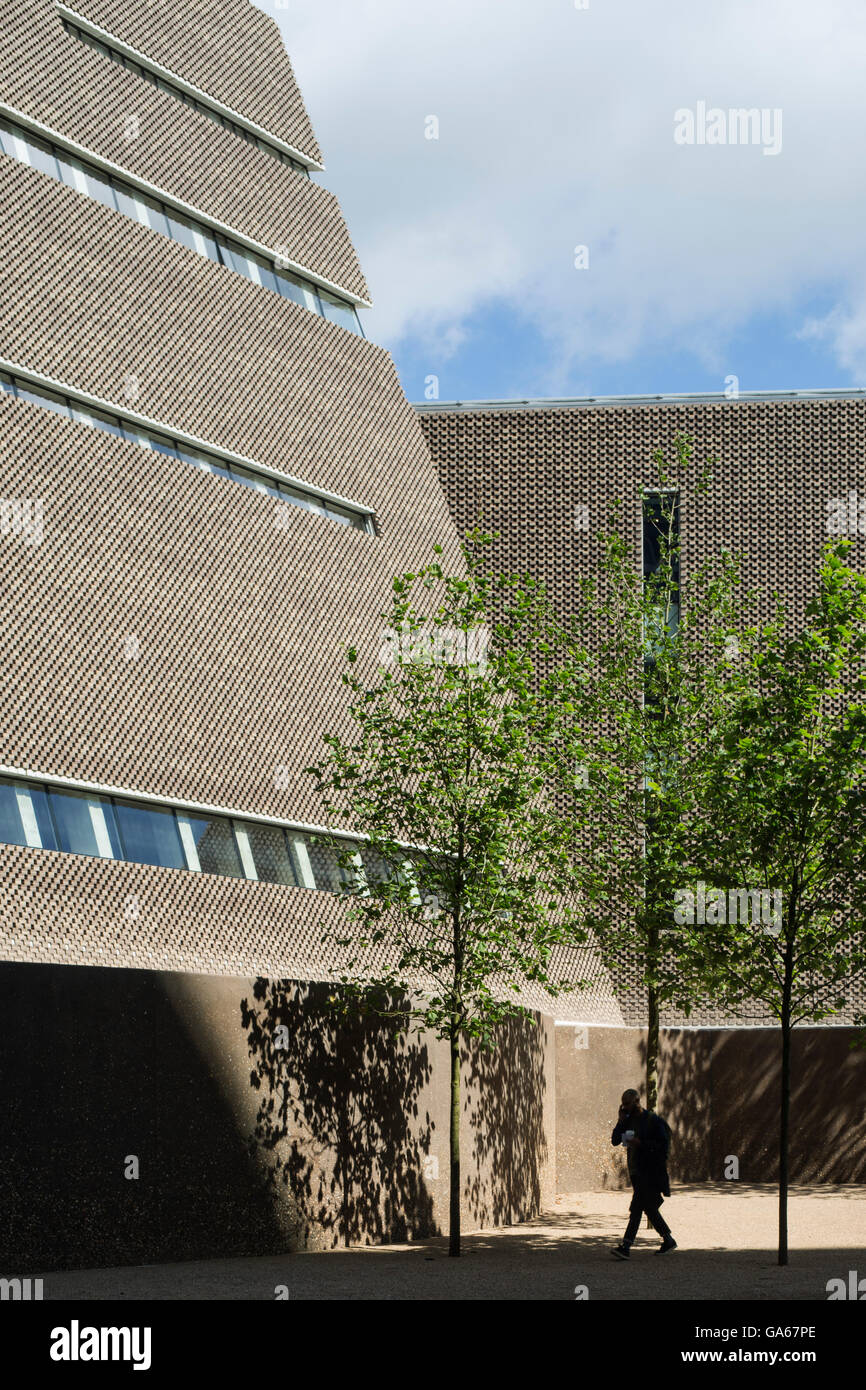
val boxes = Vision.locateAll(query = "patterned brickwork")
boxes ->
[0,0,636,1026]
[418,400,866,1026]
[0,842,620,1022]
[0,0,368,299]
[66,0,323,161]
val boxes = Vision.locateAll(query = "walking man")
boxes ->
[611,1088,677,1259]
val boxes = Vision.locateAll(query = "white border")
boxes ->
[0,101,371,308]
[0,356,375,521]
[57,3,324,172]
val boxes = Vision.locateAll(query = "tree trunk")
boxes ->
[646,978,659,1112]
[779,999,792,1266]
[449,1017,461,1257]
[646,971,660,1229]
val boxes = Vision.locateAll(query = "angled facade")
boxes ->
[0,0,568,1268]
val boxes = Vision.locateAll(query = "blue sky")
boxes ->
[272,0,866,404]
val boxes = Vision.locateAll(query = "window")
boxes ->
[61,16,313,178]
[305,840,349,892]
[0,781,56,849]
[114,800,186,869]
[49,788,121,859]
[0,775,385,897]
[0,113,364,337]
[642,491,680,638]
[181,812,244,877]
[0,368,374,533]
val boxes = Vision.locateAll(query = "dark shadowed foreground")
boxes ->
[37,1186,866,1301]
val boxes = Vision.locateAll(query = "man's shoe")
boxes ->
[656,1237,677,1255]
[611,1244,630,1260]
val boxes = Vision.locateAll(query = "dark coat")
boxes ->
[611,1109,671,1197]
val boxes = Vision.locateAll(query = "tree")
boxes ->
[550,433,749,1109]
[306,534,593,1255]
[684,539,866,1265]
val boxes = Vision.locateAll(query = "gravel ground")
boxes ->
[36,1184,866,1301]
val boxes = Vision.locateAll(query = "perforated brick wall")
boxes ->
[0,0,368,299]
[0,4,623,1023]
[418,399,866,1026]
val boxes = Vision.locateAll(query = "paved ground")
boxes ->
[37,1185,866,1301]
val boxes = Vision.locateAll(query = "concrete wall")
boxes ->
[556,1025,866,1190]
[0,962,555,1272]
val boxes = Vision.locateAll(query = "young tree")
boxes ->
[550,433,750,1110]
[307,535,594,1256]
[684,539,866,1265]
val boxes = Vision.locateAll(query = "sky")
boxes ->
[269,0,866,404]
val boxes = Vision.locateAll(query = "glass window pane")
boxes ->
[121,423,152,448]
[56,150,91,196]
[84,34,112,59]
[215,237,239,272]
[72,406,123,438]
[135,193,171,238]
[248,252,279,295]
[305,839,348,892]
[278,484,318,514]
[48,788,121,859]
[361,848,394,885]
[231,245,262,286]
[231,464,280,498]
[113,181,152,228]
[22,130,60,181]
[0,780,57,850]
[178,446,231,480]
[0,373,15,395]
[182,813,244,877]
[15,384,70,418]
[82,165,118,211]
[275,269,317,312]
[191,224,219,260]
[318,289,361,333]
[114,800,186,869]
[165,209,202,255]
[148,433,178,459]
[0,117,15,158]
[244,823,298,885]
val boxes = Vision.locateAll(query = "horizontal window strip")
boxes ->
[61,15,313,178]
[0,114,365,337]
[0,368,375,533]
[0,774,363,894]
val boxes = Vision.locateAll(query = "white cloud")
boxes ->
[266,0,866,388]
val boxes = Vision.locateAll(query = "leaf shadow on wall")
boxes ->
[241,979,437,1248]
[463,1014,549,1227]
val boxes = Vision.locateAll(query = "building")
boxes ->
[0,0,570,1269]
[416,392,866,1187]
[0,3,863,1274]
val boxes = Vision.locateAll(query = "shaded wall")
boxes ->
[556,1025,866,1190]
[0,962,554,1272]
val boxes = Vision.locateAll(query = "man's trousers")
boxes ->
[623,1179,672,1245]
